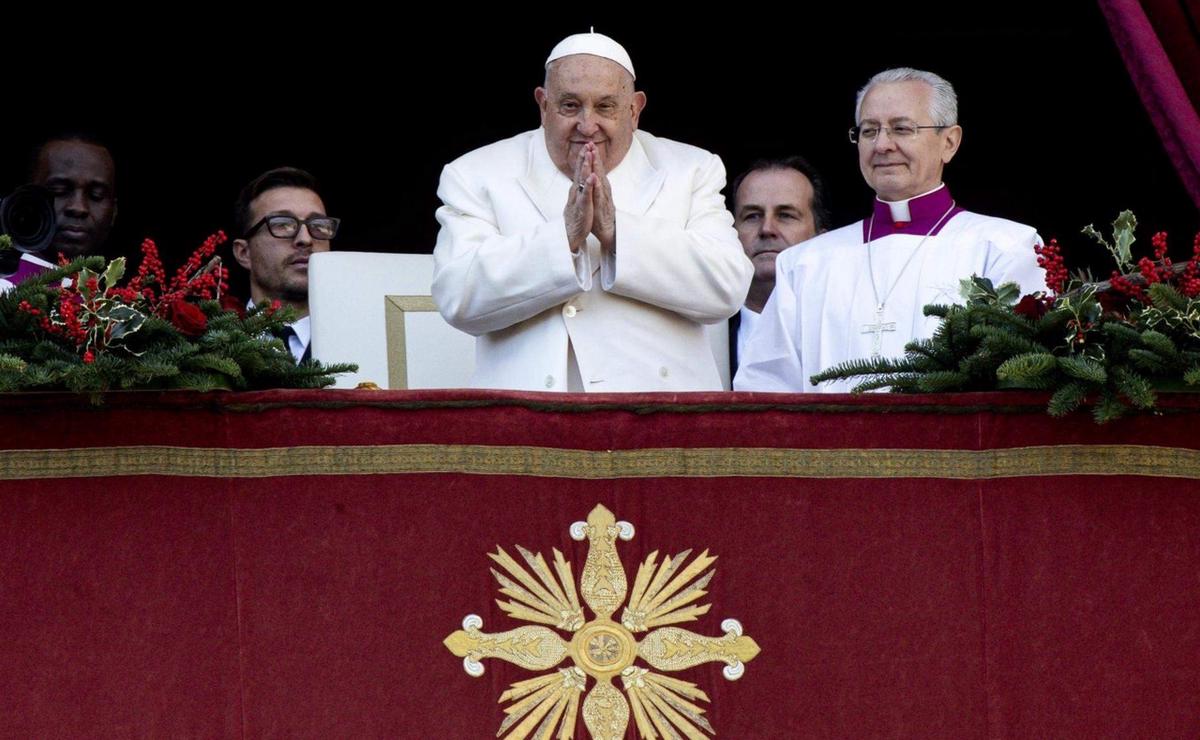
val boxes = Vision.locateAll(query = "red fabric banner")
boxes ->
[1100,0,1200,209]
[1,390,1198,738]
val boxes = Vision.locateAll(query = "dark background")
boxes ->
[2,4,1195,287]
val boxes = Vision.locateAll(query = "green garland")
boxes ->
[0,243,355,397]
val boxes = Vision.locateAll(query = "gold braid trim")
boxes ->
[3,444,1199,480]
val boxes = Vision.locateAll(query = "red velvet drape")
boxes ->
[2,390,1199,738]
[1100,0,1200,209]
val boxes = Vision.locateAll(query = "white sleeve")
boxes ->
[733,256,806,392]
[600,153,752,325]
[984,225,1046,297]
[431,162,591,336]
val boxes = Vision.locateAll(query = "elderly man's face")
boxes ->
[535,54,646,177]
[232,186,331,308]
[31,139,117,258]
[735,168,818,285]
[857,80,961,202]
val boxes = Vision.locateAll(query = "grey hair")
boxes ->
[854,67,958,126]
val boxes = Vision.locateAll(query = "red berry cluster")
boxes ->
[16,300,57,336]
[1179,233,1200,298]
[1109,270,1147,302]
[1136,231,1174,287]
[155,231,229,316]
[38,285,90,346]
[20,230,243,364]
[127,238,168,298]
[1035,239,1069,294]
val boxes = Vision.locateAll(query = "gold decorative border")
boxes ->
[383,295,439,390]
[2,444,1199,480]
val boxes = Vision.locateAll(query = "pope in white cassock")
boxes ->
[733,68,1046,393]
[432,31,752,392]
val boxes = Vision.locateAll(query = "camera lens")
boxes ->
[1,185,56,254]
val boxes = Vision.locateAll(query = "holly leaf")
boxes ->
[1112,210,1137,269]
[995,281,1022,306]
[102,304,146,343]
[102,257,126,288]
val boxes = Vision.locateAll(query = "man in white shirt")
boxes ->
[734,67,1044,393]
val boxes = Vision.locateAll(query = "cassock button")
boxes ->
[659,366,669,378]
[564,305,577,318]
[545,375,555,388]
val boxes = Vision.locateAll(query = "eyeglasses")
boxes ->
[848,124,945,144]
[245,215,340,240]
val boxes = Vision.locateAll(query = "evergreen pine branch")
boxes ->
[181,354,243,380]
[1112,366,1156,409]
[1047,382,1089,417]
[972,325,1046,358]
[810,355,921,385]
[903,338,945,364]
[1100,321,1144,352]
[915,371,971,393]
[1147,282,1187,312]
[970,304,1039,334]
[849,374,922,393]
[1126,348,1169,375]
[941,310,982,356]
[996,352,1059,384]
[1138,329,1180,361]
[1092,390,1129,424]
[171,372,234,392]
[0,354,26,372]
[959,351,1007,383]
[1057,355,1108,384]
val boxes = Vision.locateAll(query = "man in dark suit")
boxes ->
[728,156,830,372]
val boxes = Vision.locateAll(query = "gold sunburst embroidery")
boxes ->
[445,504,760,739]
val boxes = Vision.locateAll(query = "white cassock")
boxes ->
[733,185,1045,394]
[433,128,752,392]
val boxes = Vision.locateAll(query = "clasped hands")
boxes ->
[564,142,616,255]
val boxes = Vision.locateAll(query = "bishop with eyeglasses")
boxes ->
[734,67,1046,394]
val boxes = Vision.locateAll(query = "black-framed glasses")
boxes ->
[848,124,946,144]
[245,215,340,240]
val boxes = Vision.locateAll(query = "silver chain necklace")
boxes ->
[861,201,957,357]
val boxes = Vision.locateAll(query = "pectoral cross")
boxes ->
[861,304,896,358]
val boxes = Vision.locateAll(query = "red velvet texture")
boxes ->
[2,390,1198,738]
[1100,0,1200,209]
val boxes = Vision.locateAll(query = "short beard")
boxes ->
[279,283,310,305]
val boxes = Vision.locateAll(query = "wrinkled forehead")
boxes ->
[545,54,635,96]
[37,140,115,186]
[736,168,815,211]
